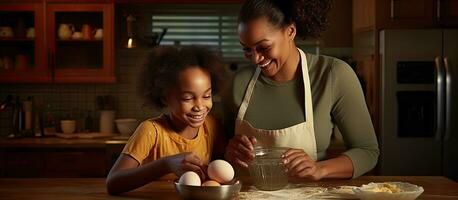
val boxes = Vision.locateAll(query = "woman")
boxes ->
[223,0,379,180]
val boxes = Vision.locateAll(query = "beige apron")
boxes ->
[235,48,317,160]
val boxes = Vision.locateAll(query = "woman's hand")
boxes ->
[165,152,207,180]
[224,135,257,168]
[282,148,324,181]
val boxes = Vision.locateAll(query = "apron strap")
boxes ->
[236,67,261,120]
[298,49,315,132]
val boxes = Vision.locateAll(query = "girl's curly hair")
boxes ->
[238,0,332,40]
[138,45,224,109]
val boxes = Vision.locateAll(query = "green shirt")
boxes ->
[223,53,379,178]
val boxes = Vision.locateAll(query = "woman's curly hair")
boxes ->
[238,0,332,40]
[138,45,224,109]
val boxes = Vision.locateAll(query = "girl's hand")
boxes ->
[282,148,324,181]
[224,134,257,168]
[165,152,207,180]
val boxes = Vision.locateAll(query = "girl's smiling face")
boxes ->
[164,67,213,132]
[238,16,297,82]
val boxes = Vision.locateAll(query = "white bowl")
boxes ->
[115,118,138,135]
[353,182,424,200]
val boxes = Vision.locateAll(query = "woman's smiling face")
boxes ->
[238,16,296,81]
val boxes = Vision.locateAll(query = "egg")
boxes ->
[178,171,201,186]
[207,159,234,184]
[202,180,221,186]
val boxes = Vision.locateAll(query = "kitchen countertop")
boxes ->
[0,137,128,148]
[0,176,457,200]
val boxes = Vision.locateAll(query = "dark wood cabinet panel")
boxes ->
[0,150,5,177]
[320,0,353,47]
[376,0,435,28]
[115,0,243,3]
[353,0,376,32]
[440,0,458,27]
[4,150,46,177]
[45,150,107,177]
[353,0,457,32]
[0,147,117,178]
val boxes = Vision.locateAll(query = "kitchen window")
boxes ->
[150,4,244,63]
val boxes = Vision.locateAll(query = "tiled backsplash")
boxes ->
[0,49,160,137]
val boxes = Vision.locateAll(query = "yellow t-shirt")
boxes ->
[122,114,221,180]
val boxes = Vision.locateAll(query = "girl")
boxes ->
[107,46,225,194]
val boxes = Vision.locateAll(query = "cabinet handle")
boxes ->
[390,0,395,19]
[437,0,441,20]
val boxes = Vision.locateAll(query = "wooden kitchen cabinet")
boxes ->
[0,3,51,83]
[353,0,458,31]
[0,1,115,83]
[47,3,115,83]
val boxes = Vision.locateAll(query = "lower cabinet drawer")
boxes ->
[4,151,46,177]
[45,149,107,177]
[0,148,109,178]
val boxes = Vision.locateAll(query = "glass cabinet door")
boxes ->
[47,4,115,83]
[0,4,50,83]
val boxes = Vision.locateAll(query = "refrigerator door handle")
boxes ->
[443,57,452,141]
[435,56,445,141]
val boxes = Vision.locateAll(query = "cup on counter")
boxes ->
[61,120,76,134]
[99,110,115,133]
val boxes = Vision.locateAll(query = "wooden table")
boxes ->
[0,176,457,199]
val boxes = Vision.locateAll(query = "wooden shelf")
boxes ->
[0,37,35,42]
[56,38,103,43]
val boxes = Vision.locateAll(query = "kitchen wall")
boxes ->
[0,2,353,137]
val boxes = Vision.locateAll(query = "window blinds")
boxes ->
[152,12,243,62]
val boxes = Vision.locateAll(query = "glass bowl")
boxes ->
[174,181,241,200]
[248,147,289,191]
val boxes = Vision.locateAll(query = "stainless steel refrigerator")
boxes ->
[380,29,458,181]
